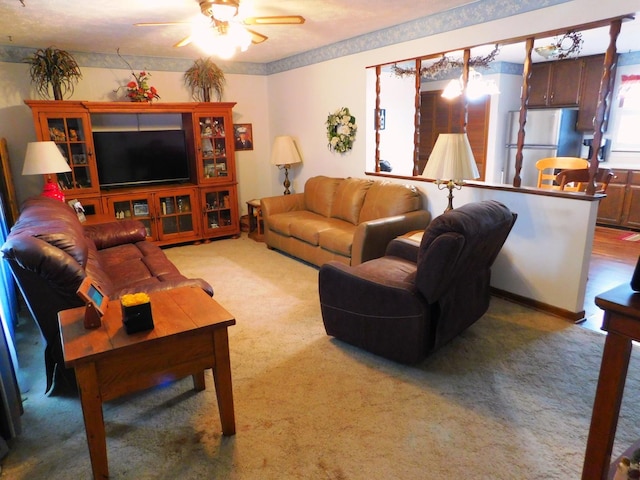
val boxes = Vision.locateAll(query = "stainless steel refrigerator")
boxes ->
[503,108,583,187]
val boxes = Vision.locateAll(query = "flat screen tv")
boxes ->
[93,130,191,188]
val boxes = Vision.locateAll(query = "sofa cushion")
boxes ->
[84,242,115,296]
[318,223,357,257]
[330,177,373,225]
[269,210,323,237]
[359,182,421,223]
[290,217,337,245]
[304,176,341,218]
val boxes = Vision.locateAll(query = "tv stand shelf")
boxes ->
[25,100,240,246]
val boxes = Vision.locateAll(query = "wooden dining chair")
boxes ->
[535,157,590,190]
[556,167,615,193]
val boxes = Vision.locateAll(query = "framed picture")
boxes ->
[68,198,86,222]
[234,123,253,151]
[76,277,109,317]
[133,203,149,216]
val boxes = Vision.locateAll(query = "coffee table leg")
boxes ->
[211,328,236,435]
[192,371,206,391]
[75,362,109,480]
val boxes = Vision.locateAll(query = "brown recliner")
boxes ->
[319,200,517,364]
[2,196,213,394]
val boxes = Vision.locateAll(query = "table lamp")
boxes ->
[421,133,479,213]
[270,135,302,195]
[22,141,71,202]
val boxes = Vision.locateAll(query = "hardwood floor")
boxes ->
[581,226,640,333]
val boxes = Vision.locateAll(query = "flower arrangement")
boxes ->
[121,292,150,307]
[326,107,357,153]
[115,48,159,103]
[126,71,160,102]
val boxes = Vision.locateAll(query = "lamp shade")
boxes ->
[22,141,71,176]
[421,133,479,181]
[270,136,302,167]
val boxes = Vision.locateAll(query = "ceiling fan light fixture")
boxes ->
[534,45,559,59]
[200,0,239,23]
[192,20,251,59]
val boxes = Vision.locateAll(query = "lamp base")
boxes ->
[436,180,463,214]
[445,183,455,213]
[282,165,291,195]
[42,176,65,202]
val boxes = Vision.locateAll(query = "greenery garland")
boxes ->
[326,107,357,153]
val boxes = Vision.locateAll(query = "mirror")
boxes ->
[367,14,638,189]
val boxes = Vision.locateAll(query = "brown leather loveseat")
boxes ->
[2,196,213,393]
[261,176,431,267]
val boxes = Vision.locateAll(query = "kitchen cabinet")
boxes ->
[26,101,240,246]
[596,169,640,229]
[623,172,640,229]
[528,58,583,107]
[526,55,615,132]
[576,54,615,132]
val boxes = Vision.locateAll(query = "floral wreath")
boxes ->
[326,107,357,153]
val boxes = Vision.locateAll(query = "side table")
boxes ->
[582,283,640,479]
[59,286,236,479]
[247,198,263,242]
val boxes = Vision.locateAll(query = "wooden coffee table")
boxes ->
[58,286,236,480]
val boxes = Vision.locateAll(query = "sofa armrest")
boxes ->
[83,220,148,250]
[261,193,305,218]
[351,210,431,266]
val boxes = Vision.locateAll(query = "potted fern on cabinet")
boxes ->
[184,58,226,102]
[24,47,82,100]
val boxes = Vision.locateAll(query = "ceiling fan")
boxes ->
[135,0,305,52]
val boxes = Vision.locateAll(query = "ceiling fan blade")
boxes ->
[243,15,305,26]
[174,35,193,48]
[245,28,268,44]
[134,22,189,27]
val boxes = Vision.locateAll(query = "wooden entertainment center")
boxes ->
[25,100,240,246]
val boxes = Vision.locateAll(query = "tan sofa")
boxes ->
[261,176,430,267]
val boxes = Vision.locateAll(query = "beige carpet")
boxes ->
[3,234,640,479]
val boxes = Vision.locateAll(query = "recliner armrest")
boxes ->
[385,237,421,263]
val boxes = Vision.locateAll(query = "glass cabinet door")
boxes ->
[111,197,153,238]
[203,189,234,231]
[44,115,97,193]
[158,193,195,237]
[197,115,229,181]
